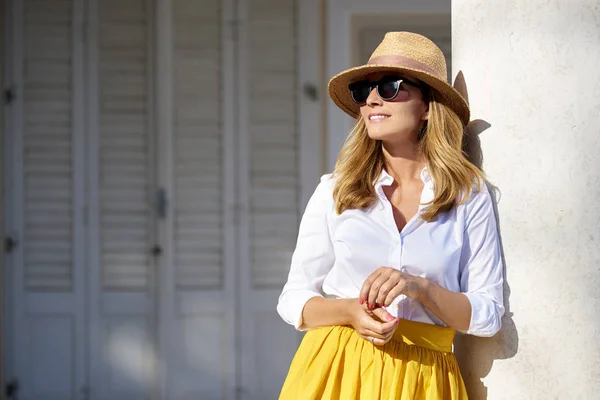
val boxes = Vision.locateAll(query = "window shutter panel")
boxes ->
[172,0,223,289]
[99,0,153,290]
[248,0,299,288]
[23,0,74,291]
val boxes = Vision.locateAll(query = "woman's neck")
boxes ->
[381,141,425,184]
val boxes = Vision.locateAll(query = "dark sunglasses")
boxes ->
[348,75,422,105]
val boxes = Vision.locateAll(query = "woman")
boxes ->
[277,32,504,399]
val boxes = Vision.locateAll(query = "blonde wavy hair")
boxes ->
[332,90,484,222]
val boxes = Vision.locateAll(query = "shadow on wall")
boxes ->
[452,71,519,400]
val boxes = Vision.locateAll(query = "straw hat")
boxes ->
[328,32,470,125]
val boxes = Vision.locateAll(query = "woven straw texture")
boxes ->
[328,32,470,125]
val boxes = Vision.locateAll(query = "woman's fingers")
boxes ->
[359,269,382,305]
[371,306,397,324]
[367,273,391,308]
[362,323,398,346]
[355,303,399,346]
[356,311,397,337]
[359,329,387,340]
[382,284,406,307]
[375,273,402,306]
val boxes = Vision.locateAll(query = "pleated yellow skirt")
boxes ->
[279,319,468,399]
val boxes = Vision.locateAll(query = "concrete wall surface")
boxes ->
[452,0,600,399]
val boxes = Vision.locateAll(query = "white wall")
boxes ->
[453,0,600,398]
[325,0,450,171]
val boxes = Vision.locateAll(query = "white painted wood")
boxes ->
[5,0,87,398]
[3,0,19,387]
[326,0,451,170]
[86,1,103,399]
[0,1,6,391]
[171,0,222,290]
[5,1,324,399]
[298,0,325,205]
[154,0,173,398]
[88,1,158,399]
[238,0,318,398]
[23,0,74,291]
[159,0,237,399]
[98,0,155,292]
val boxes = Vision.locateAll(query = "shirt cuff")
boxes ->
[462,292,504,337]
[277,291,323,331]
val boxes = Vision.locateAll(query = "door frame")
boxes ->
[2,0,20,392]
[1,0,6,395]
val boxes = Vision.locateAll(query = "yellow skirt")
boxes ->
[279,319,468,400]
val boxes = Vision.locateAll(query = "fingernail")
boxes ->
[359,298,364,304]
[387,315,395,321]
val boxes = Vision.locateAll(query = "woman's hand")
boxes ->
[360,267,426,310]
[348,299,399,346]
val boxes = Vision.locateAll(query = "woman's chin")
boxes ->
[367,125,419,141]
[367,130,403,141]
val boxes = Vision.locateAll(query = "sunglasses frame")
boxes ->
[348,75,422,105]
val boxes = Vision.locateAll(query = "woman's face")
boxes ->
[357,72,429,144]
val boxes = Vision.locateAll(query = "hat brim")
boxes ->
[327,64,470,126]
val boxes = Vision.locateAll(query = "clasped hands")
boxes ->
[350,266,426,346]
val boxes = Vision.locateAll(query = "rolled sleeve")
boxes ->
[276,175,335,330]
[459,185,505,337]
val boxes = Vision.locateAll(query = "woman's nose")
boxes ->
[366,86,382,107]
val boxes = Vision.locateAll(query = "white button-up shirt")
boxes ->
[277,168,505,337]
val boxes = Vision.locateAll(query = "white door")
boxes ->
[236,0,304,398]
[5,0,313,399]
[158,0,238,398]
[3,0,88,399]
[86,0,160,398]
[86,0,239,398]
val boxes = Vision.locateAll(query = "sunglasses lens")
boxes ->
[349,81,371,104]
[377,79,400,100]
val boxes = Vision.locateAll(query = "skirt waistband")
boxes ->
[391,319,455,353]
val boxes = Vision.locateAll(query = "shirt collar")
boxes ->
[375,166,434,190]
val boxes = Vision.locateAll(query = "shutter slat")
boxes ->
[23,0,73,291]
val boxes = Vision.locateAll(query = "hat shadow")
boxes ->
[452,71,519,400]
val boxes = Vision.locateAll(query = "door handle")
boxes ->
[156,188,167,218]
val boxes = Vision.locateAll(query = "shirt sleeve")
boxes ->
[276,175,336,330]
[459,184,505,337]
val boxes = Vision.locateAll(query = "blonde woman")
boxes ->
[277,32,504,399]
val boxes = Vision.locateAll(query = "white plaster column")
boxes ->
[452,0,600,398]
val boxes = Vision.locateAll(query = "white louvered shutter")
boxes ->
[12,1,87,398]
[172,0,223,289]
[23,0,74,291]
[91,2,156,399]
[240,1,302,399]
[99,0,154,291]
[166,2,237,399]
[248,0,299,288]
